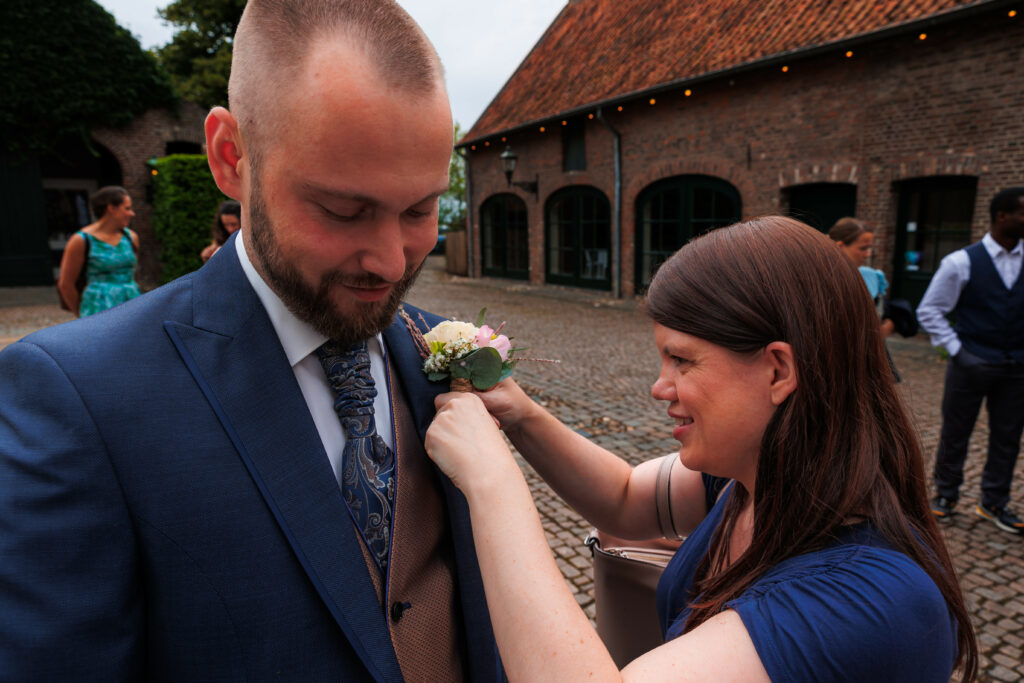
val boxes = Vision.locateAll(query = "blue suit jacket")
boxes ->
[0,238,503,681]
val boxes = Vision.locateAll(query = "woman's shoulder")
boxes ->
[727,539,955,681]
[736,540,940,604]
[858,266,889,297]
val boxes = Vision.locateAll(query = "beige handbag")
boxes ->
[585,455,683,668]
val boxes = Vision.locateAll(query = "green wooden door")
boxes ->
[0,155,51,286]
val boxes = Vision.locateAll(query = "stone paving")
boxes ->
[2,256,1023,681]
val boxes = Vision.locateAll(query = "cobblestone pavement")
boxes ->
[2,256,1022,681]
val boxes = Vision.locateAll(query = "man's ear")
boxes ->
[205,107,246,200]
[764,341,798,406]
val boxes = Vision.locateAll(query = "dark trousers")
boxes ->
[934,348,1024,509]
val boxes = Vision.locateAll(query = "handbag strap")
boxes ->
[655,454,682,540]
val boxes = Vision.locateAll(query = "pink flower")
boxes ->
[490,334,512,361]
[476,325,512,361]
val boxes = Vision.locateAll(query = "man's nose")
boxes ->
[358,217,407,282]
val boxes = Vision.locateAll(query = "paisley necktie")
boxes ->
[316,340,395,574]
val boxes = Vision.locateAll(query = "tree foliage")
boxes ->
[155,0,246,109]
[0,0,177,156]
[150,154,230,283]
[439,122,468,232]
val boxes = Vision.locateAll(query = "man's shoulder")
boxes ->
[932,246,971,279]
[399,303,445,326]
[18,274,198,358]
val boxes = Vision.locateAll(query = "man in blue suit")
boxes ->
[0,1,502,680]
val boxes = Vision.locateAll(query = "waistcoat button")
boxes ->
[391,601,409,622]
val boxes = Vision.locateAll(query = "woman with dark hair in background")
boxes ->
[200,200,242,262]
[425,217,976,681]
[57,186,141,317]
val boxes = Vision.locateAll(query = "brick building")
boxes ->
[458,0,1024,302]
[1,103,206,289]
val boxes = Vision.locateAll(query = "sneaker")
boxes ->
[975,504,1024,536]
[931,496,956,521]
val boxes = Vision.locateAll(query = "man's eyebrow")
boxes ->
[301,182,449,206]
[301,182,379,206]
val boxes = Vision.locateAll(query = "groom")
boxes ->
[0,1,502,680]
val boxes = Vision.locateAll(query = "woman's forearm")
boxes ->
[504,406,659,539]
[463,462,622,682]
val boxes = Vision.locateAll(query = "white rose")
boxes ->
[424,320,479,348]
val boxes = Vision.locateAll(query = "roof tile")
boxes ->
[464,0,988,141]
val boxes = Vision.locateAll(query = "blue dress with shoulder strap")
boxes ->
[656,479,957,682]
[78,229,141,317]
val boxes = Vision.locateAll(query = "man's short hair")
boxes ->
[229,0,444,157]
[990,187,1024,222]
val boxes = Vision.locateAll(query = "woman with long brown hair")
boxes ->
[426,216,976,681]
[200,200,242,262]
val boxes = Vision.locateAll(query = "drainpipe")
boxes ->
[595,107,622,299]
[457,147,474,278]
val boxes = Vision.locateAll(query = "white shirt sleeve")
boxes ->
[915,250,970,357]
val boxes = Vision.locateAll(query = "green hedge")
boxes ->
[151,154,229,284]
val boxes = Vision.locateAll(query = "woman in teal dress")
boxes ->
[57,186,142,317]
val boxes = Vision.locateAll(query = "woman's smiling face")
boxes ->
[650,322,780,486]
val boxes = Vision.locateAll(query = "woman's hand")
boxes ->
[425,392,521,495]
[435,378,538,433]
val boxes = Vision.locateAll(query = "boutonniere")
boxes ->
[400,307,555,392]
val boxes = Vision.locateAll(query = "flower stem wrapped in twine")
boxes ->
[450,377,473,392]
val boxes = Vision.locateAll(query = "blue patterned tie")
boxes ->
[316,340,395,575]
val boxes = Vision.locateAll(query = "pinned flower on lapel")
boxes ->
[400,307,528,392]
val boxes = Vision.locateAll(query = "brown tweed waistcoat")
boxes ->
[353,362,465,681]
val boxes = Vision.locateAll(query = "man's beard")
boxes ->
[247,173,423,347]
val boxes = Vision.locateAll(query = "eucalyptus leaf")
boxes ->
[475,307,488,328]
[464,347,502,389]
[426,371,450,382]
[449,359,471,379]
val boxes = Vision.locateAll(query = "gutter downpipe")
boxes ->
[457,147,474,278]
[595,106,622,299]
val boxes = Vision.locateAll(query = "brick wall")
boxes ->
[465,11,1024,297]
[93,102,207,287]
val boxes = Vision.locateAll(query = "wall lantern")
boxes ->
[499,145,539,200]
[145,157,159,204]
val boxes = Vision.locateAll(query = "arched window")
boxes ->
[480,193,529,279]
[545,186,611,290]
[893,176,977,307]
[785,182,857,232]
[165,140,202,155]
[634,175,741,290]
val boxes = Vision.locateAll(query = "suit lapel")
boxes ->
[164,240,402,682]
[383,308,505,681]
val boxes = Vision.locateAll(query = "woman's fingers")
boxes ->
[426,393,514,491]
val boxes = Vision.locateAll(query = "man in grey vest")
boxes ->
[919,186,1024,535]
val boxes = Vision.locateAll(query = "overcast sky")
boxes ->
[94,0,564,129]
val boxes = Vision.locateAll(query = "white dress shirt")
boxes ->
[916,233,1024,357]
[235,234,395,485]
